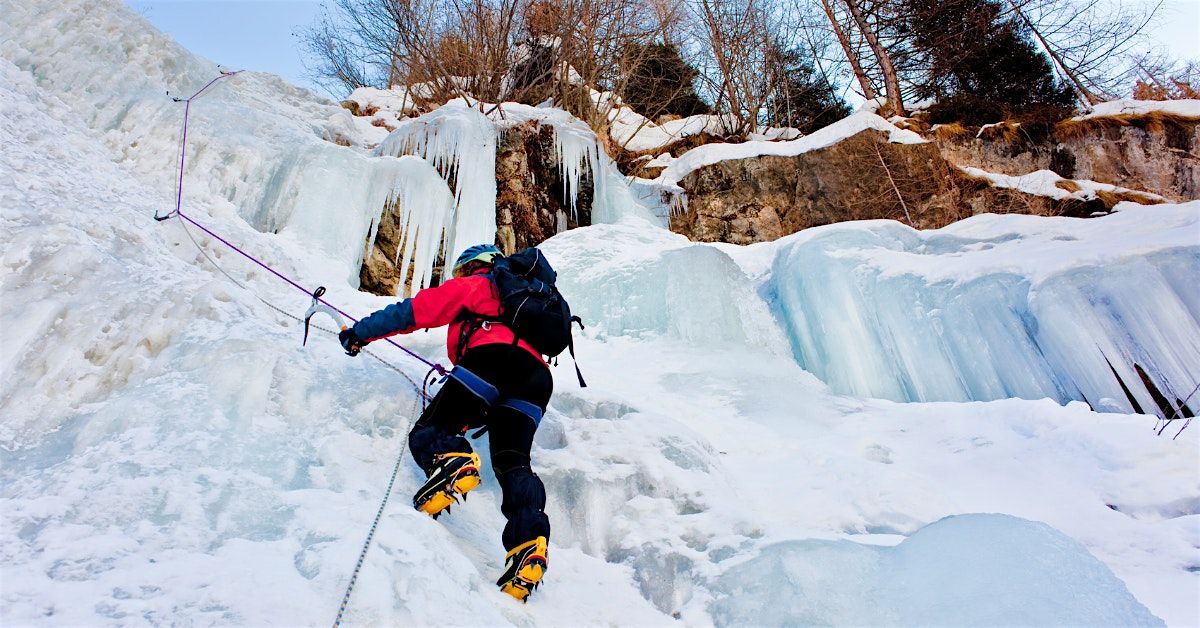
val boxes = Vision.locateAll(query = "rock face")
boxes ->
[935,115,1199,202]
[495,121,592,254]
[359,199,421,296]
[671,130,986,243]
[671,117,1192,245]
[358,121,592,296]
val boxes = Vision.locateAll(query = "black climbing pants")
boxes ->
[409,343,553,550]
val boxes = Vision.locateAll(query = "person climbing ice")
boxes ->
[338,243,583,602]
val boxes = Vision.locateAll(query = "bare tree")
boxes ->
[839,0,905,115]
[1002,0,1161,105]
[815,0,878,101]
[690,0,783,134]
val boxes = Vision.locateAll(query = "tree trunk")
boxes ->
[818,0,878,102]
[841,0,904,116]
[1005,0,1103,107]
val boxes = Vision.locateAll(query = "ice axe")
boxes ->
[303,286,348,346]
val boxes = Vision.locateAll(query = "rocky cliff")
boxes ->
[934,114,1198,202]
[670,113,1193,244]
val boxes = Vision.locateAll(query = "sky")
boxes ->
[129,0,1199,101]
[128,1,328,95]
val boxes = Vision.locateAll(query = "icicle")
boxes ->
[377,101,497,276]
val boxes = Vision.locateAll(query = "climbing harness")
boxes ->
[445,364,545,424]
[154,71,452,626]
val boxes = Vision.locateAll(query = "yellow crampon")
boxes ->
[497,536,548,602]
[414,452,482,518]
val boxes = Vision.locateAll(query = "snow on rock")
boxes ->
[768,204,1200,408]
[960,166,1167,204]
[856,96,936,115]
[1075,99,1200,120]
[712,514,1163,626]
[596,90,798,153]
[657,111,926,188]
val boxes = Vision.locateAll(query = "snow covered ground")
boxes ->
[2,1,1198,626]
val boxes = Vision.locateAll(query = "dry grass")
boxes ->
[948,166,994,190]
[1054,179,1083,193]
[370,118,397,132]
[1096,188,1165,207]
[1054,110,1200,141]
[892,118,924,133]
[931,122,972,141]
[976,122,1022,143]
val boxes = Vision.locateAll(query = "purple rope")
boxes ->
[171,72,241,218]
[161,71,447,376]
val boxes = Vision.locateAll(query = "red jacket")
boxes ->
[354,269,544,365]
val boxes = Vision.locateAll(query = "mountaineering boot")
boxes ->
[497,536,548,602]
[413,452,482,518]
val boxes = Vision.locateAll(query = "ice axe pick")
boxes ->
[302,286,348,346]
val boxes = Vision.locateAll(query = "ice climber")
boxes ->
[338,244,556,602]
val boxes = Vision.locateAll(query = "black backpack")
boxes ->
[464,248,586,386]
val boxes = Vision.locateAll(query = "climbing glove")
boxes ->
[339,327,366,357]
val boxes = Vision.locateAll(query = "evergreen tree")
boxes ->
[619,43,710,120]
[904,0,1075,124]
[764,48,851,134]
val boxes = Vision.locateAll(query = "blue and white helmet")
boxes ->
[453,244,502,273]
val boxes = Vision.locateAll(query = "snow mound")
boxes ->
[712,514,1164,626]
[595,90,799,153]
[1075,99,1200,121]
[768,206,1200,407]
[960,166,1166,204]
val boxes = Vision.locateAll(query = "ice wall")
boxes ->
[768,206,1200,410]
[710,514,1164,626]
[0,0,454,283]
[539,221,788,350]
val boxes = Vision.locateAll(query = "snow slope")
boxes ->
[3,1,1198,626]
